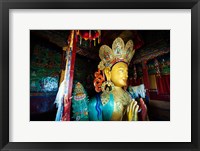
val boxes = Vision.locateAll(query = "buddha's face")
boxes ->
[110,62,128,87]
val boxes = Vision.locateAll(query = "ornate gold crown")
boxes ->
[98,37,135,70]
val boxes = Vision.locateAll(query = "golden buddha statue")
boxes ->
[88,37,147,121]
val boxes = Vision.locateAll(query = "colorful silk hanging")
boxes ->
[54,48,72,121]
[55,31,75,121]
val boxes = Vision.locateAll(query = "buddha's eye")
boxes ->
[119,69,124,72]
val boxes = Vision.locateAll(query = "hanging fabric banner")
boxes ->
[62,30,77,121]
[54,30,74,121]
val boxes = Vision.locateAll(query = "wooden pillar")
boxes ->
[142,61,150,97]
[62,30,77,121]
[67,31,77,119]
[156,76,164,95]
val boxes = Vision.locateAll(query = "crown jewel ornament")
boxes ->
[98,37,135,70]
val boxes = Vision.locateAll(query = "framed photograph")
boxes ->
[1,0,199,151]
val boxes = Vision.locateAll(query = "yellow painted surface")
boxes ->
[149,74,157,89]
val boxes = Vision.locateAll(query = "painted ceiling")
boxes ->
[30,30,170,64]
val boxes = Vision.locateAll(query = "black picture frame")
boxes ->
[0,0,199,151]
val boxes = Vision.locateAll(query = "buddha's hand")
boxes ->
[127,99,139,121]
[139,98,148,121]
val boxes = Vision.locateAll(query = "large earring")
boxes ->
[101,80,115,92]
[101,80,115,106]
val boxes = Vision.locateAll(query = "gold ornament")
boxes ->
[101,81,114,106]
[101,81,115,92]
[101,91,110,106]
[98,37,135,70]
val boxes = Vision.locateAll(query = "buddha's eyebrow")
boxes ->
[118,66,127,69]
